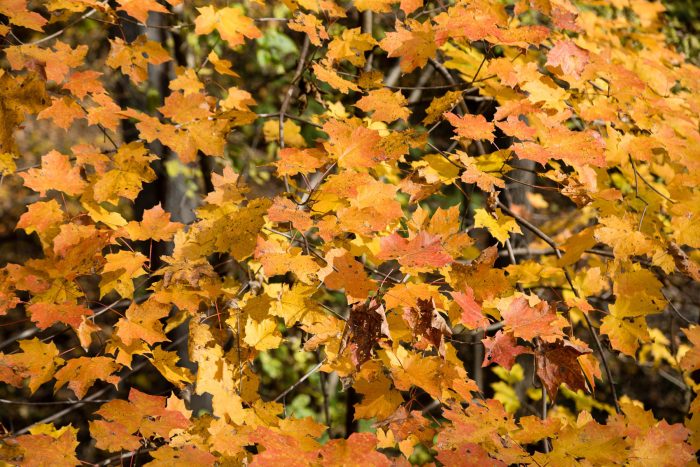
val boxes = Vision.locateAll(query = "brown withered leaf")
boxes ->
[668,242,700,281]
[403,298,452,356]
[534,339,592,399]
[339,299,391,370]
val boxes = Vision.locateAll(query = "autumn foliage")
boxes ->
[0,0,699,465]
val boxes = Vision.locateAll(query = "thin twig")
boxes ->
[279,37,311,192]
[628,155,676,204]
[0,398,111,405]
[29,2,107,45]
[256,112,322,128]
[661,290,694,325]
[273,361,325,403]
[541,384,550,453]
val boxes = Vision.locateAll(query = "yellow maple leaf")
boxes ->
[474,208,522,245]
[355,89,411,123]
[194,5,261,49]
[99,251,148,298]
[262,119,305,148]
[244,317,283,351]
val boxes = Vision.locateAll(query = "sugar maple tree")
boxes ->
[0,0,699,465]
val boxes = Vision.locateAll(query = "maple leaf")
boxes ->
[289,12,329,46]
[0,338,64,393]
[267,196,313,232]
[20,150,86,197]
[248,427,318,466]
[512,415,563,445]
[123,203,183,242]
[114,297,170,346]
[313,60,361,94]
[202,166,248,206]
[92,141,157,204]
[5,42,87,83]
[355,89,411,123]
[92,388,189,447]
[595,216,655,262]
[62,70,105,99]
[534,339,591,399]
[458,154,506,192]
[512,127,606,168]
[146,346,194,388]
[191,324,249,424]
[354,0,393,12]
[378,407,437,456]
[116,0,169,23]
[53,356,120,399]
[380,19,437,73]
[99,250,148,298]
[12,428,80,467]
[378,231,453,269]
[270,283,326,327]
[262,118,305,148]
[274,147,326,177]
[16,199,66,249]
[0,0,47,31]
[26,301,93,330]
[244,317,283,351]
[400,0,422,14]
[546,40,589,79]
[0,290,20,316]
[482,330,531,370]
[147,444,217,467]
[354,362,403,420]
[630,420,695,466]
[160,91,210,124]
[387,346,468,400]
[446,245,511,302]
[422,91,463,125]
[445,112,495,142]
[318,248,377,303]
[608,268,664,318]
[221,86,256,113]
[322,119,387,169]
[170,67,206,95]
[89,418,142,452]
[473,208,522,245]
[3,0,700,460]
[433,4,501,45]
[334,178,405,235]
[327,28,377,66]
[501,296,567,343]
[495,115,537,141]
[680,326,700,373]
[254,236,319,285]
[319,433,392,466]
[194,5,261,49]
[106,36,171,84]
[86,93,121,131]
[452,287,489,329]
[403,298,452,355]
[668,242,700,281]
[37,96,86,130]
[339,299,391,370]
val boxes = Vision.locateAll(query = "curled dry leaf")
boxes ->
[339,299,391,370]
[403,298,452,355]
[534,339,592,399]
